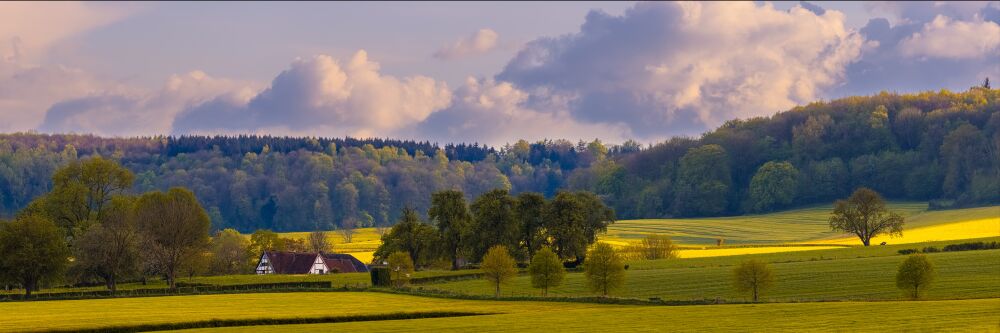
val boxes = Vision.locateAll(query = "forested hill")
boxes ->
[1,87,997,232]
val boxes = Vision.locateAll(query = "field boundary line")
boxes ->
[30,311,491,333]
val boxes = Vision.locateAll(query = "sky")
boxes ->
[1,1,998,146]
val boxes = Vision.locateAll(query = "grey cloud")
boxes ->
[497,2,863,138]
[833,4,1000,96]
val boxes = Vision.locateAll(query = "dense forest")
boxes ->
[0,87,996,232]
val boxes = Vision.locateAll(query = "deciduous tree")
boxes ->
[429,190,471,270]
[481,245,518,298]
[748,161,799,212]
[584,243,625,297]
[470,189,519,261]
[896,254,935,299]
[73,196,140,292]
[733,259,773,302]
[0,215,69,297]
[210,228,251,275]
[135,188,211,290]
[374,208,439,267]
[528,247,564,296]
[515,192,548,259]
[829,188,904,246]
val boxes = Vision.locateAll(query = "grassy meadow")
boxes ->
[601,202,930,246]
[425,238,1000,301]
[5,204,997,332]
[264,203,997,262]
[3,292,998,333]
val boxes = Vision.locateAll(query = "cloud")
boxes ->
[433,29,500,60]
[173,51,452,137]
[898,15,1000,59]
[38,71,253,136]
[497,2,863,138]
[0,2,136,132]
[0,2,134,62]
[409,77,629,145]
[835,3,1000,96]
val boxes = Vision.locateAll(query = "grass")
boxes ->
[602,202,930,246]
[182,298,1000,332]
[1,269,480,296]
[3,292,997,333]
[425,238,1000,302]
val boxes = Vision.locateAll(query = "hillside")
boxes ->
[0,88,997,232]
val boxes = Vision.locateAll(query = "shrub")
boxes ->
[942,241,1000,252]
[387,251,414,288]
[897,249,918,255]
[370,267,391,287]
[921,246,940,253]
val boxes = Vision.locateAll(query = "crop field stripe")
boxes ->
[33,311,487,333]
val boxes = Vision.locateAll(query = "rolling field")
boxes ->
[605,204,998,258]
[3,292,997,332]
[259,204,996,262]
[425,239,1000,301]
[602,202,930,245]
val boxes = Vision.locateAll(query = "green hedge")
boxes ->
[1,281,337,302]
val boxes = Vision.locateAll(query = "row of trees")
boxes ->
[1,88,995,231]
[0,157,235,296]
[373,189,615,269]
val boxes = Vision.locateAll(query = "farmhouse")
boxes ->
[255,251,369,275]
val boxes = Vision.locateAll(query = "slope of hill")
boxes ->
[1,88,996,232]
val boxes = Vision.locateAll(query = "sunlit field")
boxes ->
[260,204,997,262]
[602,204,998,258]
[601,202,929,245]
[4,292,998,333]
[815,206,1000,245]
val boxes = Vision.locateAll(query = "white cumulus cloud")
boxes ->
[173,51,452,137]
[899,15,1000,59]
[433,29,500,60]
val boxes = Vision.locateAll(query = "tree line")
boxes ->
[0,87,997,232]
[374,189,615,269]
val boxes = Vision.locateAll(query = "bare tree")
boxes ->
[308,230,332,253]
[338,217,356,244]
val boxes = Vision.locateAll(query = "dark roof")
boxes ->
[262,251,319,274]
[322,253,369,273]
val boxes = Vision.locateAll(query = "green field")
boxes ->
[4,205,998,332]
[425,238,1000,301]
[3,292,997,333]
[0,269,482,295]
[603,202,931,245]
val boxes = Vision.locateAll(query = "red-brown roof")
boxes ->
[262,251,319,274]
[322,253,369,273]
